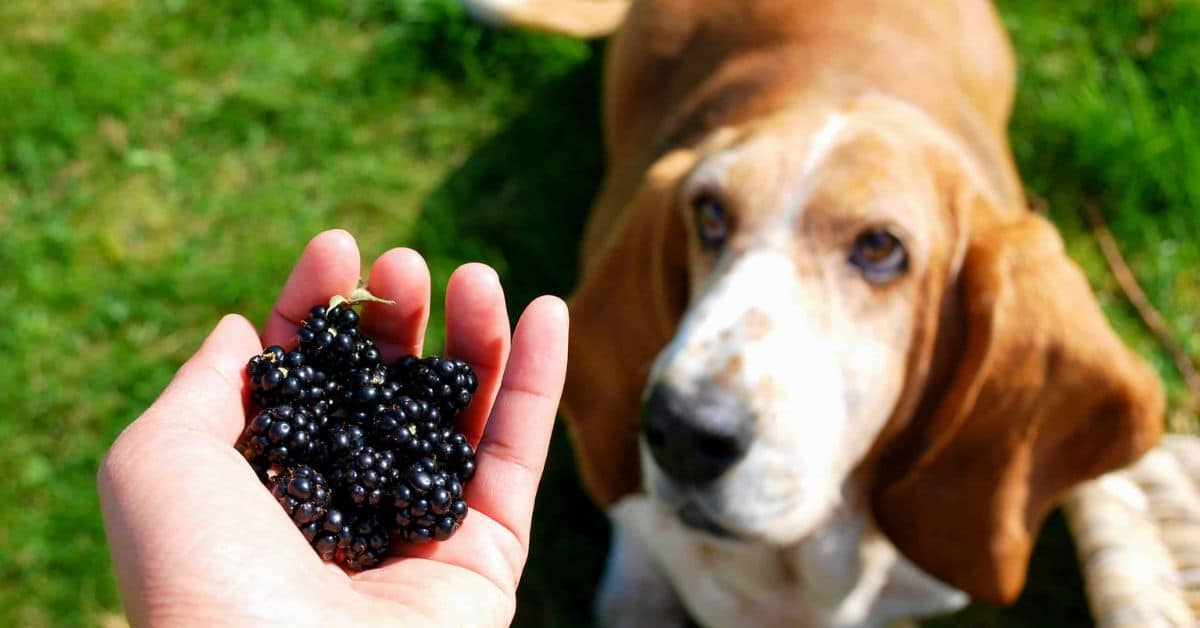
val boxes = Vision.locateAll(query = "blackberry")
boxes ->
[393,461,468,543]
[412,420,447,467]
[340,514,391,571]
[333,338,382,371]
[301,508,352,561]
[321,422,367,464]
[268,465,330,527]
[340,364,402,413]
[330,446,399,508]
[416,398,445,426]
[247,345,285,385]
[410,421,475,480]
[372,397,430,454]
[442,430,478,482]
[247,346,325,408]
[298,304,365,370]
[239,404,323,466]
[392,355,478,421]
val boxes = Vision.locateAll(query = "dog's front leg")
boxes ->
[596,496,689,628]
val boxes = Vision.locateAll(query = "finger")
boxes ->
[444,264,511,445]
[360,248,431,362]
[464,296,568,554]
[98,420,336,626]
[262,230,361,348]
[144,314,262,443]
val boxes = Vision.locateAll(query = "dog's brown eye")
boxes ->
[850,229,907,283]
[693,194,729,248]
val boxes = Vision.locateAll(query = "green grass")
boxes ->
[1,0,1196,625]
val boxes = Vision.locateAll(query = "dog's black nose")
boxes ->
[641,384,755,486]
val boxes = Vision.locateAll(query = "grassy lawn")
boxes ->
[1,1,1197,625]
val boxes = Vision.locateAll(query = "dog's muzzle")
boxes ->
[641,383,756,486]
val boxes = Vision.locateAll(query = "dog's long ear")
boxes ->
[563,150,694,506]
[871,211,1164,604]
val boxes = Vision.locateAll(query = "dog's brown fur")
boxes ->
[553,0,1163,605]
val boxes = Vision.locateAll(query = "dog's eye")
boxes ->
[850,229,907,282]
[692,194,729,248]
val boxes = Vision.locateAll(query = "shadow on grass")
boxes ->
[411,52,610,627]
[410,46,1095,628]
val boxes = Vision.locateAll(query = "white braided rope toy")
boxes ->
[1063,434,1200,627]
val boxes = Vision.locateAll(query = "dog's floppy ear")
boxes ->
[563,149,694,506]
[871,211,1163,604]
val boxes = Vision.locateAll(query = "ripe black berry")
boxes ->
[298,304,368,371]
[239,404,324,466]
[340,514,390,570]
[247,347,327,408]
[303,508,351,561]
[392,355,478,421]
[341,364,403,413]
[331,446,398,508]
[321,422,366,464]
[268,465,330,527]
[443,430,477,482]
[372,398,429,454]
[392,460,469,543]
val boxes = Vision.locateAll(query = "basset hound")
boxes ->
[466,0,1166,625]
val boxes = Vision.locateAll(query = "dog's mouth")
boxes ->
[645,452,748,541]
[676,502,738,539]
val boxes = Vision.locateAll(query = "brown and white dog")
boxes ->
[465,0,1165,625]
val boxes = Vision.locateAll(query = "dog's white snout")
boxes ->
[643,249,860,542]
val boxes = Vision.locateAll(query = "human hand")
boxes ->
[98,230,569,627]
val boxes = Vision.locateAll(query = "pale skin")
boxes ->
[97,229,570,627]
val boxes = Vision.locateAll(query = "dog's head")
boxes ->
[563,98,1163,604]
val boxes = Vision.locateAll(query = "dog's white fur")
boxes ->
[600,494,966,628]
[602,111,967,626]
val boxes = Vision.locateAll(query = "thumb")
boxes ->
[145,313,262,443]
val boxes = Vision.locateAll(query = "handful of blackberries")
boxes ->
[237,293,479,571]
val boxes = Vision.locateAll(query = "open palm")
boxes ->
[98,230,569,627]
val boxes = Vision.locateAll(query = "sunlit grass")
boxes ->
[1,0,1196,625]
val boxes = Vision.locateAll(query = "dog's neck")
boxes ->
[607,481,967,627]
[783,480,968,625]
